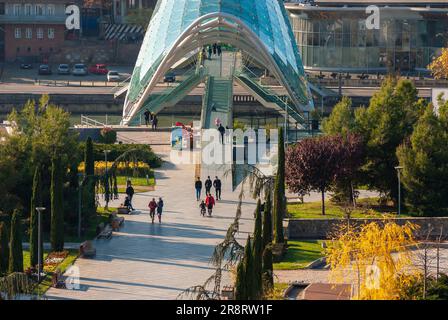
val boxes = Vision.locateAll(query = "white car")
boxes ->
[107,71,121,82]
[72,63,87,76]
[58,64,70,75]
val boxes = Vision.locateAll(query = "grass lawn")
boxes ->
[116,174,155,193]
[273,240,324,270]
[23,250,49,271]
[287,198,408,219]
[268,283,290,300]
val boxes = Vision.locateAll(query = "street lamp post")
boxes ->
[395,166,404,215]
[35,206,46,299]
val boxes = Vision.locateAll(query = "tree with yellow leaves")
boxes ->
[326,220,419,300]
[428,48,448,79]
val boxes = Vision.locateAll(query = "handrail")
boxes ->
[236,72,305,124]
[80,115,107,127]
[110,74,132,92]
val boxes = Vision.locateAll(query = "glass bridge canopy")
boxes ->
[123,0,313,124]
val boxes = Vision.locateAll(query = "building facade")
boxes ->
[0,1,80,62]
[285,0,448,73]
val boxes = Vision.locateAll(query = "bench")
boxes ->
[79,240,96,258]
[97,223,112,240]
[110,212,125,231]
[117,207,131,215]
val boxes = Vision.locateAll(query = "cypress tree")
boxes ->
[243,236,254,299]
[84,137,96,220]
[0,222,9,275]
[85,137,95,177]
[273,127,285,244]
[252,200,263,299]
[234,260,247,300]
[29,166,42,269]
[262,192,272,250]
[262,245,274,293]
[262,192,274,296]
[8,209,23,273]
[51,157,64,252]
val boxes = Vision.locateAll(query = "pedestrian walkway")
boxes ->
[45,151,256,300]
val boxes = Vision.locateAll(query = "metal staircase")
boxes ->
[126,69,206,126]
[201,76,233,129]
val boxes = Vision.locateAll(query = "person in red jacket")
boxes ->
[205,193,215,216]
[148,198,158,223]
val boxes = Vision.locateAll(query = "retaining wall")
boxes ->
[286,217,448,240]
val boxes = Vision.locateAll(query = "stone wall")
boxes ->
[48,41,141,65]
[286,217,448,240]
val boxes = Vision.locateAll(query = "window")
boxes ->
[0,3,5,15]
[47,4,55,15]
[13,4,21,16]
[37,28,43,39]
[48,28,55,39]
[35,4,44,16]
[25,28,32,39]
[24,3,32,16]
[14,28,21,39]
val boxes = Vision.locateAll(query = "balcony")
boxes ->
[0,14,66,24]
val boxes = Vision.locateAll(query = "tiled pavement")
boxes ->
[45,151,256,300]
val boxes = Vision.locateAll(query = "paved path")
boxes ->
[45,151,256,300]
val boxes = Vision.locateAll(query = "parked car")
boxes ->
[88,64,109,75]
[57,64,70,75]
[107,71,121,82]
[20,63,33,69]
[38,64,52,75]
[72,63,87,76]
[163,72,176,83]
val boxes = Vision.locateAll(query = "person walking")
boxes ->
[156,197,164,224]
[205,193,215,217]
[218,123,225,144]
[195,177,202,201]
[126,181,135,202]
[205,176,212,195]
[199,200,206,217]
[217,45,222,56]
[208,46,212,60]
[152,114,158,131]
[148,198,157,224]
[213,43,217,55]
[213,176,222,200]
[144,109,151,127]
